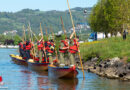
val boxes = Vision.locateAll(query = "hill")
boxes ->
[0,7,92,35]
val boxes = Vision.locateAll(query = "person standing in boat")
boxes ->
[69,31,79,67]
[37,40,44,63]
[19,41,23,57]
[25,41,32,61]
[59,38,69,66]
[19,41,26,58]
[45,40,55,63]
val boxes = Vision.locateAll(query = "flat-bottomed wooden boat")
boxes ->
[10,54,28,66]
[48,65,78,79]
[28,59,49,71]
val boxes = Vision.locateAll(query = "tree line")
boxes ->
[89,0,130,37]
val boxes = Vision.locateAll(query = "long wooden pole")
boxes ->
[50,26,58,61]
[30,29,38,41]
[60,16,67,39]
[44,25,49,41]
[28,23,36,59]
[23,25,26,42]
[28,23,31,41]
[40,23,47,63]
[67,0,85,79]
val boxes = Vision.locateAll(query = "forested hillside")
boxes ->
[0,7,91,35]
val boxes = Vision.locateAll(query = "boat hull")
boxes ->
[48,65,78,79]
[28,62,49,71]
[10,54,28,66]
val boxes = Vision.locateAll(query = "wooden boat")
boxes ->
[48,65,78,79]
[28,59,50,71]
[10,54,28,66]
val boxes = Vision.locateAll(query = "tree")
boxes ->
[89,0,130,37]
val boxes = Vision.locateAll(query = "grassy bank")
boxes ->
[80,35,130,62]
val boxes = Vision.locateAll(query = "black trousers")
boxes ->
[25,50,30,61]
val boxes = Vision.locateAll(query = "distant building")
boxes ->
[69,23,90,32]
[3,30,17,35]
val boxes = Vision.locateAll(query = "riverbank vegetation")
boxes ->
[80,35,130,62]
[0,34,21,45]
[89,0,130,37]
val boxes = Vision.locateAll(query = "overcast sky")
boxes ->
[0,0,98,12]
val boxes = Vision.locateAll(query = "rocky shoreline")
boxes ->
[77,57,130,81]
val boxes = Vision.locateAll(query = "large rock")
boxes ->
[109,57,120,65]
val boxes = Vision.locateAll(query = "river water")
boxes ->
[0,48,130,90]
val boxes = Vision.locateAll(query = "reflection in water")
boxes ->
[1,49,130,90]
[49,78,78,90]
[37,77,49,90]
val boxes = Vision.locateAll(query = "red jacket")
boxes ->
[45,46,54,53]
[73,39,79,46]
[59,40,69,53]
[38,43,44,51]
[69,39,79,54]
[26,43,31,50]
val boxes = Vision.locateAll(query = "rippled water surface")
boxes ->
[0,48,130,90]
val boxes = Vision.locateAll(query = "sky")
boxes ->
[0,0,98,12]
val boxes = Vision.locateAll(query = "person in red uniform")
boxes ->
[69,37,79,54]
[59,38,69,66]
[25,41,32,61]
[68,36,79,67]
[19,41,23,57]
[37,40,44,63]
[59,39,69,53]
[45,40,55,63]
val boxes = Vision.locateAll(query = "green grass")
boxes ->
[80,35,130,62]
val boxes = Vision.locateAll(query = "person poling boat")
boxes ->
[27,23,56,71]
[59,38,69,67]
[48,26,78,79]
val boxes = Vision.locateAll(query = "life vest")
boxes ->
[53,59,58,63]
[73,39,79,46]
[45,46,54,53]
[37,42,44,51]
[26,43,31,50]
[45,41,54,53]
[34,57,49,63]
[19,42,23,49]
[59,40,69,53]
[61,40,68,47]
[69,39,79,54]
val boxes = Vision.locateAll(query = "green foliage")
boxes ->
[13,35,21,45]
[55,35,65,53]
[0,7,91,35]
[89,0,130,37]
[80,35,130,61]
[0,34,21,45]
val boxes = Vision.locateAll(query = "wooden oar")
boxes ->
[67,0,85,79]
[40,23,47,63]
